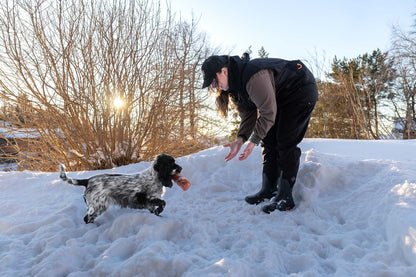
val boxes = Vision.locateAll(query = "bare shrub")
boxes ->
[0,0,219,171]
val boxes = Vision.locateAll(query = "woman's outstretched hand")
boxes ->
[223,137,244,162]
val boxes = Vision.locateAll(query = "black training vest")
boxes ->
[228,56,318,108]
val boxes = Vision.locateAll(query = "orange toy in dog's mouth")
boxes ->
[172,173,191,191]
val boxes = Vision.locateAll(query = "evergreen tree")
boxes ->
[325,49,396,139]
[258,46,269,58]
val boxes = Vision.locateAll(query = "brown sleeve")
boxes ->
[236,106,257,141]
[245,70,277,144]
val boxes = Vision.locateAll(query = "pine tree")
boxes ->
[258,46,269,58]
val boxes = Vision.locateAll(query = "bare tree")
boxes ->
[391,26,416,139]
[0,0,218,171]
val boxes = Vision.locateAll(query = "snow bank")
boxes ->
[0,139,416,276]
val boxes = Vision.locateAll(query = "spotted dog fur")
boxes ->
[59,154,182,224]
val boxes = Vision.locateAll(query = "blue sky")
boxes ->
[169,0,415,73]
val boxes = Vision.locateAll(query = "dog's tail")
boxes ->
[59,164,87,187]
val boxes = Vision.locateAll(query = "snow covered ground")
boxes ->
[0,138,415,277]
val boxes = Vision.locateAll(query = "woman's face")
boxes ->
[215,67,229,91]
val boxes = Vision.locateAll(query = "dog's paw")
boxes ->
[149,199,165,216]
[153,206,164,216]
[84,215,95,224]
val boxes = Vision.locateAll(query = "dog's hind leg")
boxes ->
[83,198,109,224]
[84,206,98,224]
[84,203,109,223]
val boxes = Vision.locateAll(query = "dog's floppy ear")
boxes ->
[154,154,173,188]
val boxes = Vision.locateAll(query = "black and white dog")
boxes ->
[59,154,182,224]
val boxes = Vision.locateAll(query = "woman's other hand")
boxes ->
[238,142,255,161]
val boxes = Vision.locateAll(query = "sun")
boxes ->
[113,97,124,109]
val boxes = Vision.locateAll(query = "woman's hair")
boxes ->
[209,53,251,119]
[207,56,231,119]
[211,89,230,119]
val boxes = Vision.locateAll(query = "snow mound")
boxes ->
[0,139,416,276]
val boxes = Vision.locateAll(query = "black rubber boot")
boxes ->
[245,173,277,205]
[262,174,295,213]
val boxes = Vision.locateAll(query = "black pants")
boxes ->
[261,101,316,186]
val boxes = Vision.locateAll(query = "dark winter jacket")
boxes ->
[226,55,318,144]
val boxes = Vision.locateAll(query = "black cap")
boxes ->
[201,55,228,89]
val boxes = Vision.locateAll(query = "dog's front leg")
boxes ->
[147,198,166,216]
